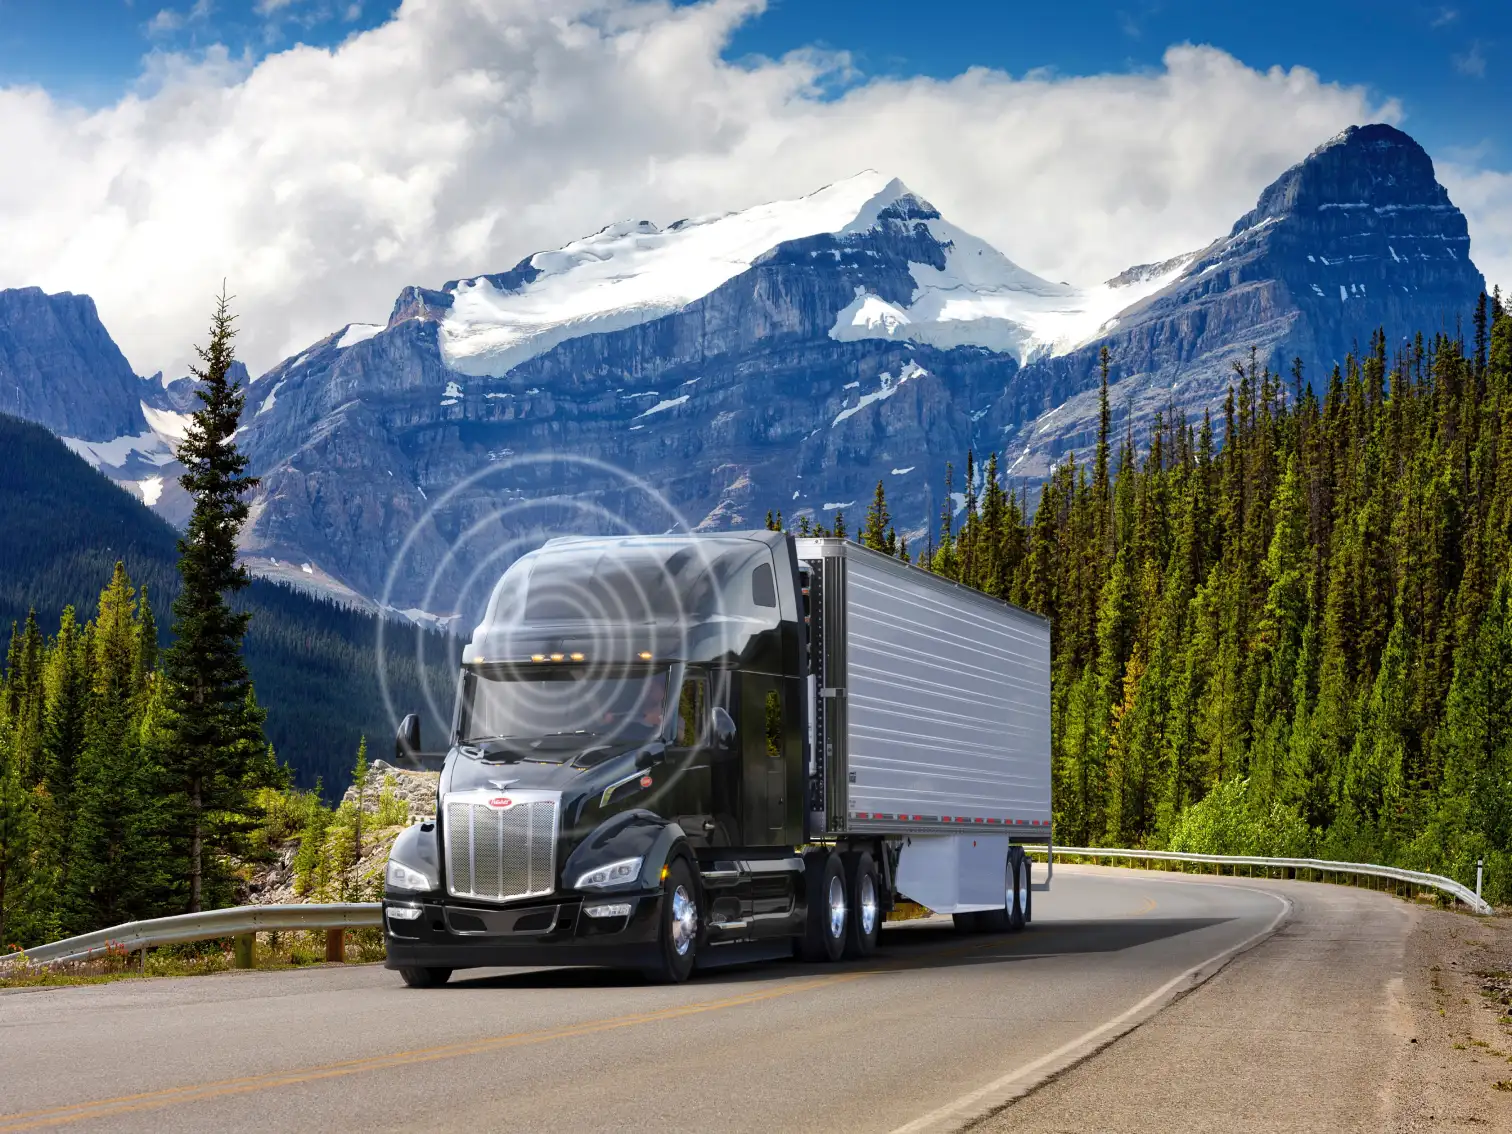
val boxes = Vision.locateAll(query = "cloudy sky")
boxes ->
[1,0,1507,379]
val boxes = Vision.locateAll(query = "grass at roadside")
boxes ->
[0,928,388,988]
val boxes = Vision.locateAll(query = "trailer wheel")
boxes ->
[1011,847,1029,930]
[977,848,1020,934]
[800,852,847,962]
[842,851,881,959]
[398,966,452,988]
[644,857,699,984]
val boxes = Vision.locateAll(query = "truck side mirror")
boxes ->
[396,713,421,763]
[711,706,737,747]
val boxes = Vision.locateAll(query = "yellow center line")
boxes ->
[0,934,1021,1131]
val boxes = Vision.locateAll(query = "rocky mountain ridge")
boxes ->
[2,124,1487,625]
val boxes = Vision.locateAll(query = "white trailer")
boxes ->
[797,538,1053,922]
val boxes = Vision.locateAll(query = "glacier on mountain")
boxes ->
[432,169,1197,377]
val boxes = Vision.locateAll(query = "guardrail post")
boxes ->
[233,933,256,969]
[325,928,345,963]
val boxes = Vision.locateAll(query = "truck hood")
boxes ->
[441,739,667,802]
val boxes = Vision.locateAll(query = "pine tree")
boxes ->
[861,481,891,553]
[37,605,89,916]
[0,729,32,947]
[66,564,166,932]
[349,735,368,890]
[159,292,266,912]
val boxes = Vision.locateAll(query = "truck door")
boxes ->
[666,672,722,845]
[740,673,788,844]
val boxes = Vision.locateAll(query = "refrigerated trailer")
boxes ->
[382,531,1052,986]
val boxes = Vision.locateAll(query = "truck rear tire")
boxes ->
[398,966,452,988]
[1010,847,1029,930]
[643,857,699,984]
[842,851,881,959]
[800,852,847,962]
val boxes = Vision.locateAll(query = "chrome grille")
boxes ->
[443,792,559,902]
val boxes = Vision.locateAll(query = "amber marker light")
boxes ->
[549,653,565,662]
[530,653,547,662]
[638,651,653,660]
[569,652,586,661]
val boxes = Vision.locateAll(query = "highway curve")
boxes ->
[0,867,1354,1133]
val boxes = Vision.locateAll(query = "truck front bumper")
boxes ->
[381,891,664,972]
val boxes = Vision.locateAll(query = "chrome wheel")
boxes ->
[670,884,697,957]
[827,874,847,940]
[859,873,878,937]
[1016,859,1029,916]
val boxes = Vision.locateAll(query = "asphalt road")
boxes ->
[0,867,1294,1133]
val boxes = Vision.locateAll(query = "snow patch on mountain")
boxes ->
[439,172,899,377]
[832,230,1194,364]
[636,394,689,418]
[832,362,925,426]
[337,323,385,349]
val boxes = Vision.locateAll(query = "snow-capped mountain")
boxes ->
[2,124,1485,623]
[987,123,1487,483]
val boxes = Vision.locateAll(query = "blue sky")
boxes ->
[2,0,1504,165]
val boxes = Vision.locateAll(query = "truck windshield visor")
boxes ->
[461,666,670,748]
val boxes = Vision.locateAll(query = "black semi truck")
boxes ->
[382,531,1052,985]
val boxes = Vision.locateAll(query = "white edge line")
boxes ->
[888,879,1294,1134]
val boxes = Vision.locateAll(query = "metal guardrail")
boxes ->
[3,846,1493,968]
[1030,845,1493,916]
[0,903,382,968]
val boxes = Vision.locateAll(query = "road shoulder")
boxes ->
[972,877,1512,1133]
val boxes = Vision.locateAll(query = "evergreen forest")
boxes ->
[0,413,457,796]
[776,294,1512,904]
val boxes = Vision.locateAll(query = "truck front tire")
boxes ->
[398,966,452,988]
[801,852,847,962]
[644,857,699,984]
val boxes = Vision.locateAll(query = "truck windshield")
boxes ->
[461,667,670,749]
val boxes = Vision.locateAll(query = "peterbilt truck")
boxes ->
[382,531,1052,985]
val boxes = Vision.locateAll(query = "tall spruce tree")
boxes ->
[160,292,265,912]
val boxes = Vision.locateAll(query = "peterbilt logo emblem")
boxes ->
[487,796,513,809]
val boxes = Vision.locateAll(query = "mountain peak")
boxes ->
[428,171,924,377]
[1230,121,1452,238]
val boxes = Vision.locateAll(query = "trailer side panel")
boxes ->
[798,540,1051,835]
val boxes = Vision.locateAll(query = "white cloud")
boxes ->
[3,0,1500,382]
[1440,163,1512,294]
[1452,42,1487,78]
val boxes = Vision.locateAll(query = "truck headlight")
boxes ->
[574,857,643,890]
[386,859,435,892]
